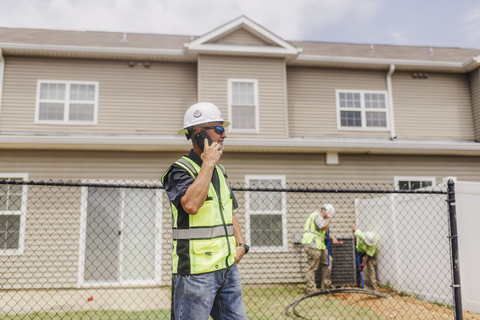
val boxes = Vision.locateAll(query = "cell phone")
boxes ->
[193,130,213,152]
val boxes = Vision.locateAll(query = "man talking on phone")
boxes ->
[162,102,248,320]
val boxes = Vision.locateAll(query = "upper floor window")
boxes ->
[336,90,389,131]
[228,79,259,133]
[35,80,99,125]
[0,173,28,255]
[394,176,436,190]
[245,175,287,252]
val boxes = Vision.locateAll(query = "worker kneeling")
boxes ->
[352,226,379,290]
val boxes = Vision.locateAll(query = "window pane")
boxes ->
[39,103,64,120]
[410,181,422,190]
[122,189,156,281]
[40,83,65,100]
[232,82,254,105]
[398,181,410,190]
[70,84,78,100]
[421,181,433,188]
[69,104,95,121]
[340,111,361,127]
[250,214,282,247]
[0,215,20,250]
[87,85,95,100]
[366,111,387,127]
[85,187,121,282]
[232,105,255,129]
[339,92,361,109]
[365,93,386,109]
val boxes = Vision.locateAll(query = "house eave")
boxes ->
[290,54,478,73]
[1,134,479,156]
[0,42,194,62]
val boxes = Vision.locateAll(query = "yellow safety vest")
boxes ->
[301,211,326,250]
[162,156,236,275]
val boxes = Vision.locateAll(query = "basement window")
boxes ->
[35,80,99,125]
[394,176,436,190]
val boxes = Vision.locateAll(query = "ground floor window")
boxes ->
[394,176,436,190]
[0,173,28,255]
[78,184,162,287]
[245,175,287,252]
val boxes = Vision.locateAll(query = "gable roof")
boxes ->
[184,16,301,58]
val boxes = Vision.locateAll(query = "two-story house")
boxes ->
[1,16,479,292]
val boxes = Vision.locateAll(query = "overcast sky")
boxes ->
[1,0,479,49]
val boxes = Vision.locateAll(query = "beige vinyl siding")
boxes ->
[1,150,480,286]
[212,28,274,46]
[0,56,196,134]
[199,55,288,139]
[0,150,181,289]
[287,66,391,138]
[393,71,474,140]
[469,68,480,141]
[0,186,81,289]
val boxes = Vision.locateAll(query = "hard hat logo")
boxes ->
[193,110,202,118]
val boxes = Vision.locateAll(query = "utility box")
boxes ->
[315,237,357,287]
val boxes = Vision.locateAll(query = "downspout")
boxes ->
[386,64,396,139]
[0,49,4,124]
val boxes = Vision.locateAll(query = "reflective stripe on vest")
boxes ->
[173,225,234,240]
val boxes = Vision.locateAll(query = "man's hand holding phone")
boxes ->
[201,138,222,166]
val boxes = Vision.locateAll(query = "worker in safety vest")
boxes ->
[352,226,379,290]
[302,204,343,293]
[162,102,248,320]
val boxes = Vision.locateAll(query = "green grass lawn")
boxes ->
[0,285,387,320]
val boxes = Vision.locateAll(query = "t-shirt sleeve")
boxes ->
[231,189,239,210]
[163,165,195,208]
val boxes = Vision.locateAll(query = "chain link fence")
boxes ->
[0,179,462,319]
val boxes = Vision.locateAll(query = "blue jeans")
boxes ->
[173,264,247,320]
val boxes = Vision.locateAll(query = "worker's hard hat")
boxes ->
[177,102,230,136]
[364,231,376,246]
[323,203,335,215]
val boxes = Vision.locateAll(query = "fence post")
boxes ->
[447,179,462,320]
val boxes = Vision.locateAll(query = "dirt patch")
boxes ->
[330,290,479,320]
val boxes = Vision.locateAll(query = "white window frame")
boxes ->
[394,176,436,190]
[336,89,390,131]
[35,80,99,125]
[77,180,163,288]
[0,173,28,256]
[228,79,259,133]
[244,175,287,252]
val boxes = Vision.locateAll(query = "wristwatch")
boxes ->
[237,243,249,254]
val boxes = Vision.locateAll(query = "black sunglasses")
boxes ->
[201,126,225,135]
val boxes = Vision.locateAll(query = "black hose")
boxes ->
[285,288,391,319]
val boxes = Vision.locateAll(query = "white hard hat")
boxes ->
[364,231,376,246]
[177,102,230,136]
[323,203,335,215]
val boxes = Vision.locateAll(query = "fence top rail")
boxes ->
[0,179,447,194]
